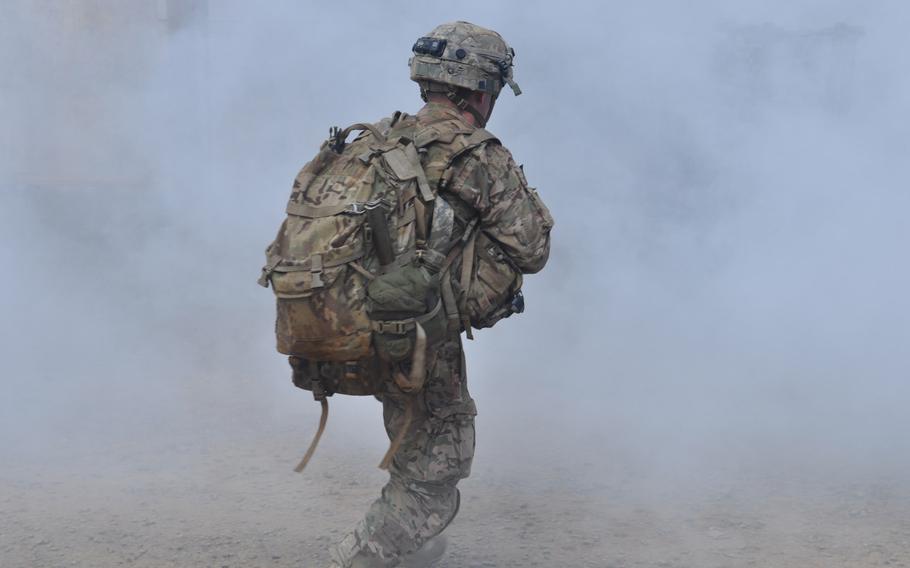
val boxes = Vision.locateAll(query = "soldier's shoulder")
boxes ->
[476,133,509,156]
[470,133,521,170]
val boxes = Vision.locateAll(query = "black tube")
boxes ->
[366,206,395,266]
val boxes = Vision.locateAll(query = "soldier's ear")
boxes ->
[472,91,489,106]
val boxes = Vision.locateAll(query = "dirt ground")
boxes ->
[3,397,910,568]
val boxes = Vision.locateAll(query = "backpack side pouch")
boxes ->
[463,232,524,329]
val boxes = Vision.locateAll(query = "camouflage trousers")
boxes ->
[329,336,477,568]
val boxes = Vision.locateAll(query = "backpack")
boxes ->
[258,113,524,398]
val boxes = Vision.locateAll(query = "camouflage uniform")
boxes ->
[329,102,552,567]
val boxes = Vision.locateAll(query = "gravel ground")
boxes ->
[3,396,910,568]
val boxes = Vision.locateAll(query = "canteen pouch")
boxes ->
[367,263,448,362]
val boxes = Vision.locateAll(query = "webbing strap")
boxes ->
[378,395,413,471]
[348,261,375,281]
[269,246,364,273]
[383,147,414,180]
[413,198,429,247]
[293,398,329,474]
[257,255,282,288]
[383,145,435,202]
[459,230,477,295]
[394,205,416,228]
[459,231,477,340]
[310,254,324,288]
[435,215,481,334]
[445,91,487,129]
[403,143,434,201]
[438,217,479,275]
[371,300,443,335]
[338,122,387,145]
[286,201,350,218]
[440,273,460,332]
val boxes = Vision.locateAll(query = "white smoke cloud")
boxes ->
[2,0,909,501]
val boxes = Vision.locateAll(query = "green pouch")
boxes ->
[367,262,447,362]
[368,263,437,316]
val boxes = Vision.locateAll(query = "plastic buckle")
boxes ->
[377,321,408,335]
[310,254,325,288]
[364,198,387,211]
[346,199,387,216]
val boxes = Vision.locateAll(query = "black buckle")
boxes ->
[509,291,525,315]
[329,126,345,153]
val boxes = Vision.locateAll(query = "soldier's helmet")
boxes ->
[409,21,521,100]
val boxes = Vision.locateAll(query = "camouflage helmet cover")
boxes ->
[409,21,521,99]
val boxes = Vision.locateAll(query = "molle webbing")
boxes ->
[268,242,364,272]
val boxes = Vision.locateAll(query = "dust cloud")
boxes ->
[2,1,910,566]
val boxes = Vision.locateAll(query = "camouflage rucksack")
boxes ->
[259,113,524,397]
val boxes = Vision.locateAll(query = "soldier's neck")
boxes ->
[424,93,481,127]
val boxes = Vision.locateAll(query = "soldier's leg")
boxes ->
[329,338,475,568]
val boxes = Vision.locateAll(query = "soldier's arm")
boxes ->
[446,142,554,274]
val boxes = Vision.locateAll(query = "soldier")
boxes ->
[323,22,553,568]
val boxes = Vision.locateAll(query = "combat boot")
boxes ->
[398,536,447,568]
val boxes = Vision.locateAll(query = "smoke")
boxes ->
[2,0,910,496]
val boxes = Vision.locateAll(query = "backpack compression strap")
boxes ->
[293,397,328,474]
[293,359,331,474]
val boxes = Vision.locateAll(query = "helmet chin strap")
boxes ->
[421,82,497,127]
[445,90,494,128]
[484,94,498,125]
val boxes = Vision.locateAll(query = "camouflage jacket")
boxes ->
[396,102,554,274]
